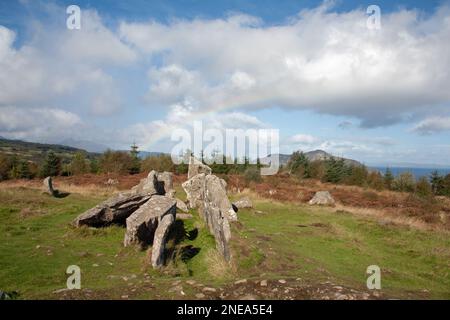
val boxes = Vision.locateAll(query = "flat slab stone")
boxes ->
[151,214,175,268]
[123,195,176,248]
[73,192,152,227]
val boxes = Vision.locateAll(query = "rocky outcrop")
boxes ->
[43,177,57,196]
[233,196,253,209]
[74,192,152,227]
[123,195,176,248]
[188,156,212,179]
[308,191,335,206]
[151,213,175,268]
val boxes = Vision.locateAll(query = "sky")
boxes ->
[1,0,450,167]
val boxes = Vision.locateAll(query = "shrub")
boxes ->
[99,150,134,175]
[39,151,61,177]
[383,168,394,190]
[288,151,310,178]
[367,171,384,191]
[244,167,261,184]
[70,151,88,175]
[415,176,432,198]
[393,172,415,192]
[345,165,368,187]
[141,154,174,172]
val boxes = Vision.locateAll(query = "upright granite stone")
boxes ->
[151,213,175,268]
[188,156,212,179]
[123,195,176,248]
[156,172,174,196]
[43,176,56,196]
[182,173,206,209]
[201,202,231,261]
[73,191,152,227]
[131,170,159,196]
[205,174,237,222]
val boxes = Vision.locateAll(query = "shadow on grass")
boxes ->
[166,219,201,264]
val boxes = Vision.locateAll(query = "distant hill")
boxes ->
[261,149,362,167]
[0,137,98,163]
[59,138,109,153]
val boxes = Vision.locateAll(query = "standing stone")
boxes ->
[123,195,176,248]
[308,191,335,206]
[73,191,152,227]
[188,156,212,179]
[156,172,174,196]
[151,214,175,268]
[182,173,206,209]
[200,204,231,261]
[131,170,159,196]
[205,175,237,221]
[43,177,56,196]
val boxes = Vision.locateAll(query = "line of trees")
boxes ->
[2,146,450,199]
[286,151,450,197]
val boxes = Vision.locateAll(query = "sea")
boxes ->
[370,167,450,179]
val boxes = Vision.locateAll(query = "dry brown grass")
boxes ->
[204,248,236,279]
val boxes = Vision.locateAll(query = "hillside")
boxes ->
[0,137,98,163]
[262,150,362,167]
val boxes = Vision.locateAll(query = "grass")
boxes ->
[0,187,449,299]
[235,199,450,298]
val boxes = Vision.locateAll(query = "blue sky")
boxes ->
[1,0,450,167]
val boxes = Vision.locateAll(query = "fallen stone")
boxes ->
[188,156,212,179]
[151,213,175,268]
[73,192,152,227]
[43,176,57,196]
[176,198,189,212]
[233,196,253,209]
[308,191,335,206]
[195,293,205,299]
[123,195,176,248]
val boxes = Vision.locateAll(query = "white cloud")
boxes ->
[120,4,450,127]
[412,117,450,135]
[0,106,82,141]
[287,134,319,145]
[0,8,134,115]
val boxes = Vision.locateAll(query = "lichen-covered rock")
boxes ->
[175,198,189,212]
[123,195,176,248]
[151,213,175,268]
[188,156,212,179]
[308,191,335,206]
[233,196,253,209]
[181,173,206,209]
[131,170,159,196]
[200,203,231,261]
[205,174,237,222]
[73,192,152,227]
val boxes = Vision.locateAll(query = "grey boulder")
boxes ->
[123,195,176,248]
